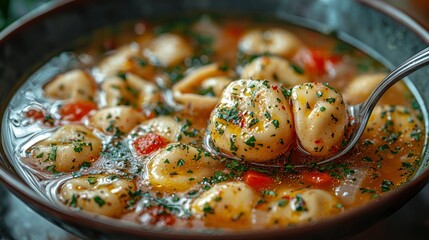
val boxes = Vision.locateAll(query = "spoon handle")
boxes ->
[360,47,429,121]
[352,47,429,140]
[318,47,429,166]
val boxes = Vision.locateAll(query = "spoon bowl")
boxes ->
[319,46,429,165]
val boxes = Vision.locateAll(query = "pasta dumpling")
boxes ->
[44,69,96,101]
[208,79,295,162]
[97,43,154,80]
[172,63,231,114]
[128,116,201,157]
[191,181,255,229]
[101,73,160,108]
[30,125,102,172]
[146,143,221,193]
[291,83,348,157]
[59,174,135,217]
[241,56,308,88]
[257,188,338,226]
[364,105,423,143]
[90,106,145,135]
[238,28,302,58]
[144,33,192,67]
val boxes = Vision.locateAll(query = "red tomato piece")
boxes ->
[243,170,274,191]
[297,49,341,76]
[225,24,244,40]
[60,101,97,121]
[301,171,334,187]
[26,109,45,121]
[308,50,326,75]
[133,132,168,155]
[147,207,176,226]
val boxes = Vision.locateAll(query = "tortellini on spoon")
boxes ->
[291,82,348,156]
[208,79,295,162]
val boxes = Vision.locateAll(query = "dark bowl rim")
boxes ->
[1,0,429,239]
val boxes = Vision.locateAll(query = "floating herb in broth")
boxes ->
[7,15,424,230]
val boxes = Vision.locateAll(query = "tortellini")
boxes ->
[241,56,308,87]
[364,105,423,143]
[342,72,407,105]
[256,189,338,226]
[146,143,221,193]
[208,79,294,162]
[238,28,302,58]
[44,69,96,101]
[101,73,160,108]
[96,43,154,80]
[191,182,255,228]
[128,116,200,152]
[30,125,102,172]
[90,106,145,135]
[172,63,232,114]
[291,83,348,156]
[59,174,135,217]
[144,33,192,67]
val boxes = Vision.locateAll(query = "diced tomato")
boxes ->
[243,170,274,191]
[146,207,176,226]
[143,109,157,119]
[133,132,168,155]
[301,171,333,187]
[225,24,244,40]
[307,50,326,75]
[26,109,45,121]
[297,49,341,76]
[26,108,55,126]
[60,101,97,121]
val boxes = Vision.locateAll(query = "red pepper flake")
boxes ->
[238,112,246,128]
[331,145,339,154]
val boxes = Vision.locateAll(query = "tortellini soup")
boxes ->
[6,15,425,231]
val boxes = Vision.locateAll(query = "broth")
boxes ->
[3,15,425,230]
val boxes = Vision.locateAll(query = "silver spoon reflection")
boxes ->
[204,47,429,167]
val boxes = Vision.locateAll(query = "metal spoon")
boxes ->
[315,46,429,165]
[204,47,429,167]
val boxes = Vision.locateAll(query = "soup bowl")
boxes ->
[1,0,429,239]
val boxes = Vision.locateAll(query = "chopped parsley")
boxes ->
[93,196,106,207]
